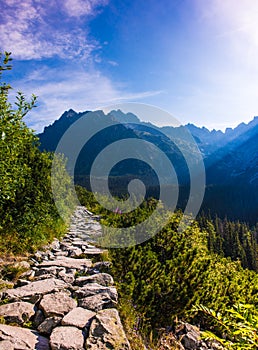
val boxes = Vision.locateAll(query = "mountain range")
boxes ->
[38,109,258,225]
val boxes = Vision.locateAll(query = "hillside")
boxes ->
[38,109,258,223]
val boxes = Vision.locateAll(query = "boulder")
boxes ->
[50,326,84,350]
[73,283,118,301]
[86,308,131,349]
[78,292,117,312]
[4,278,68,302]
[69,247,83,257]
[34,266,58,277]
[37,316,62,335]
[0,324,49,349]
[175,322,202,350]
[0,301,35,325]
[58,270,75,284]
[61,307,95,329]
[181,332,200,350]
[75,273,114,287]
[39,291,77,317]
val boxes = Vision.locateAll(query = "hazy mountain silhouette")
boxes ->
[38,110,258,224]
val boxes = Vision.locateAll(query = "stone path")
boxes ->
[0,206,131,350]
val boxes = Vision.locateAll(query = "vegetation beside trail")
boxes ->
[0,52,75,255]
[76,186,258,349]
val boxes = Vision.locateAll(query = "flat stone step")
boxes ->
[39,257,92,270]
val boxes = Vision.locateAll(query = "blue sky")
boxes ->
[1,0,258,132]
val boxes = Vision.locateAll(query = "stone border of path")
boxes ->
[0,206,131,350]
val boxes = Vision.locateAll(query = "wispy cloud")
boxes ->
[0,0,107,60]
[19,66,162,132]
[63,0,108,17]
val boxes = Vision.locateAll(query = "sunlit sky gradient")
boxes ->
[1,0,258,132]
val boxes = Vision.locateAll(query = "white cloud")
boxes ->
[19,66,162,132]
[63,0,108,17]
[108,60,119,66]
[0,0,107,60]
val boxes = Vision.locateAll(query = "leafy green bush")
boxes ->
[194,303,258,349]
[0,52,75,253]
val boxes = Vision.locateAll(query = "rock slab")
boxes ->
[39,291,77,317]
[86,308,131,349]
[61,307,95,329]
[0,324,49,350]
[50,326,84,350]
[0,301,35,325]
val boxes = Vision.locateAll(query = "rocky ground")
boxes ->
[0,206,223,350]
[0,206,131,350]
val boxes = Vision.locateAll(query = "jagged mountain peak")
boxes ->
[107,109,140,124]
[61,109,78,118]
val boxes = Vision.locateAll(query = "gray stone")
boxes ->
[60,242,74,250]
[39,291,77,317]
[50,326,84,350]
[70,247,83,257]
[75,273,114,287]
[83,248,108,255]
[0,301,35,325]
[0,324,49,349]
[61,307,95,329]
[58,270,75,284]
[73,283,118,302]
[37,316,62,335]
[39,257,92,270]
[34,266,58,277]
[78,292,117,312]
[86,308,131,349]
[33,252,44,261]
[50,238,60,250]
[53,251,68,257]
[181,332,200,350]
[4,278,68,302]
[176,322,202,350]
